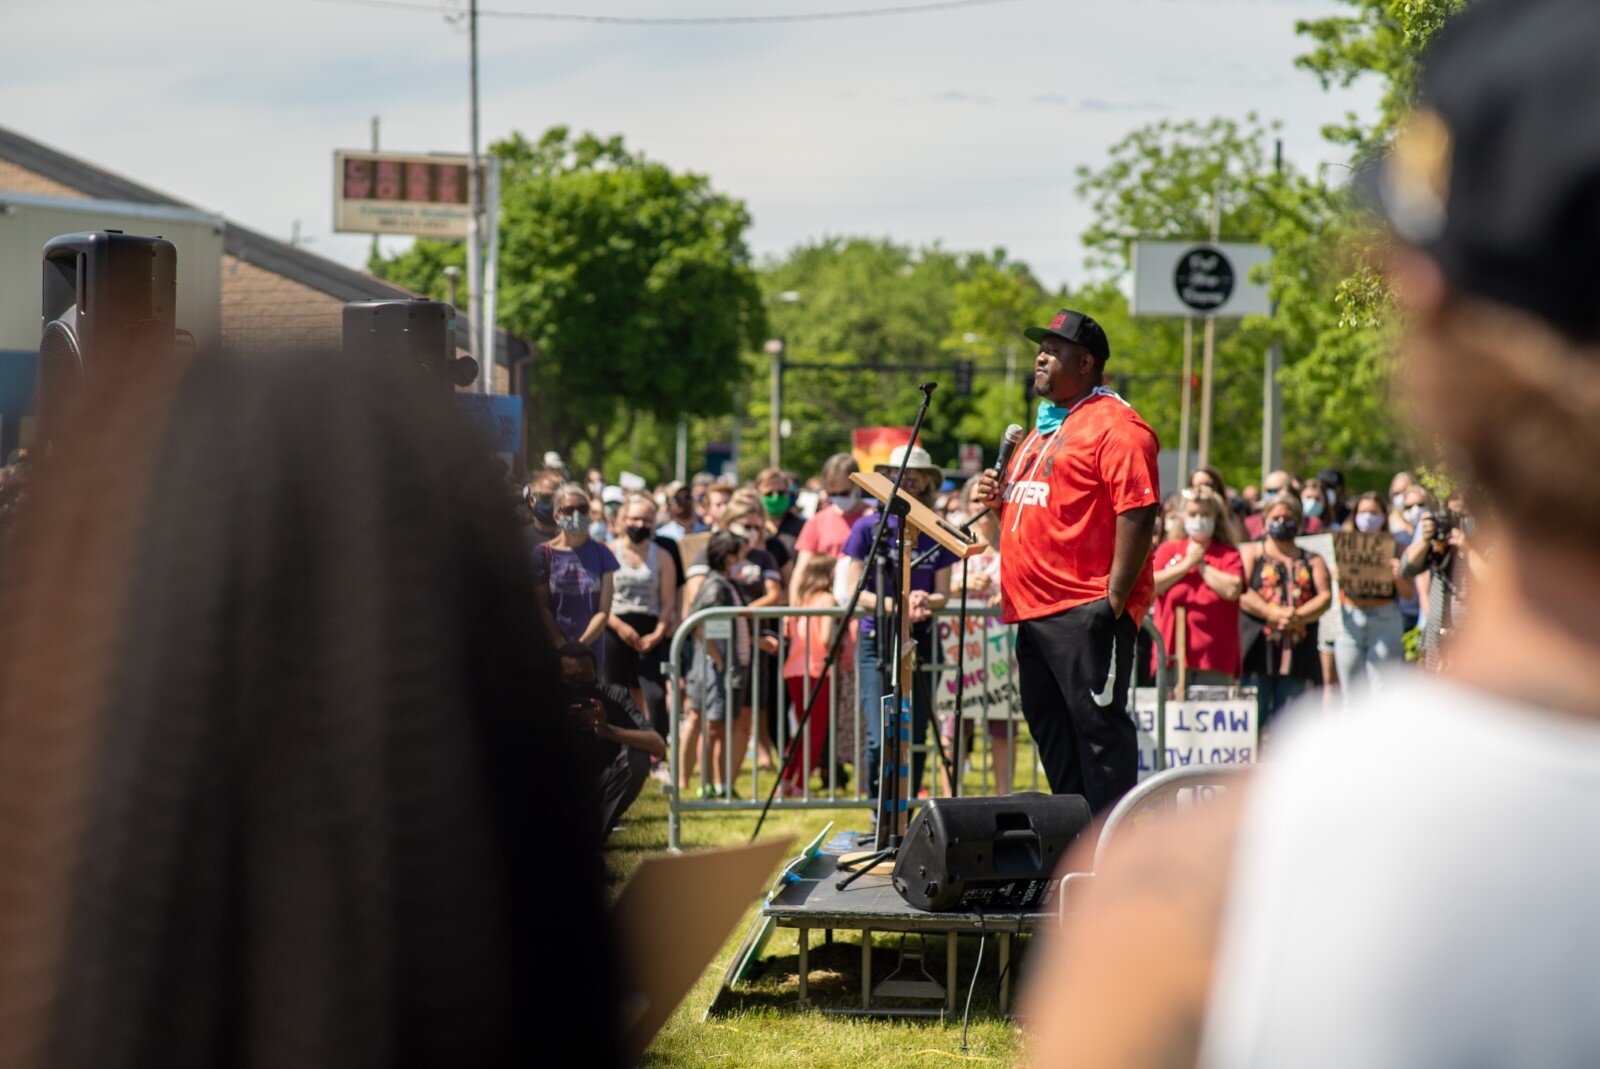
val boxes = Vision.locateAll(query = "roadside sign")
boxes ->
[958,443,983,475]
[334,150,471,239]
[1132,241,1272,317]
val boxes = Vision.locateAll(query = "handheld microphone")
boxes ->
[994,423,1025,480]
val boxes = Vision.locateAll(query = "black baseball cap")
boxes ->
[1023,309,1111,363]
[1360,0,1600,342]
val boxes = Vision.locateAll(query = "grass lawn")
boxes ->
[608,771,1034,1068]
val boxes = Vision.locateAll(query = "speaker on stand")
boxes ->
[342,299,478,390]
[38,230,178,438]
[891,793,1092,912]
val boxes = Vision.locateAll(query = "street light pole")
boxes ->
[766,337,784,470]
[465,0,485,392]
[766,290,801,471]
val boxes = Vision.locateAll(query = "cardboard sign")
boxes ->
[1333,531,1398,599]
[933,604,1017,721]
[1132,688,1259,777]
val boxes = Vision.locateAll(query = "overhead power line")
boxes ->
[307,0,1022,25]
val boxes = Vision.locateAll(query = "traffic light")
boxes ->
[954,359,974,397]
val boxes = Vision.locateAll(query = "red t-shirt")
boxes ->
[1149,539,1245,676]
[999,395,1161,626]
[794,504,870,559]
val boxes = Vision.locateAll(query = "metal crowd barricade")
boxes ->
[665,603,1170,851]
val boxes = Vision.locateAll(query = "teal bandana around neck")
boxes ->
[1035,387,1127,434]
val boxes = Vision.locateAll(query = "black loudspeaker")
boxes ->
[892,793,1092,912]
[343,299,477,388]
[39,231,177,427]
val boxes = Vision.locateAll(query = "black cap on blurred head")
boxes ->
[1316,467,1344,490]
[1361,0,1600,342]
[1023,309,1111,363]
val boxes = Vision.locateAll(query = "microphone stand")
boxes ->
[749,383,940,867]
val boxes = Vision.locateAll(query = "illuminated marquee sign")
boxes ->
[333,150,471,239]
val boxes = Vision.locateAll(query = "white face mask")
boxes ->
[1403,505,1425,527]
[1354,511,1386,534]
[1183,516,1215,539]
[832,487,862,512]
[1391,492,1407,511]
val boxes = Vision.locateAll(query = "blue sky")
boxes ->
[0,0,1379,289]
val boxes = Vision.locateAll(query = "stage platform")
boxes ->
[757,831,1057,1015]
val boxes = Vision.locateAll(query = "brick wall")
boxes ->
[0,160,86,199]
[220,253,344,351]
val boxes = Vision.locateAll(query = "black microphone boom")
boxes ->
[994,422,1025,480]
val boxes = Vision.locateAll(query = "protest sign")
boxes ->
[1132,688,1259,779]
[932,604,1016,721]
[1333,531,1398,599]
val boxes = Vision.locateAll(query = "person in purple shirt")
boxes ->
[841,446,958,803]
[533,483,620,667]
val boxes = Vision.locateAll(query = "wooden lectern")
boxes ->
[847,471,989,853]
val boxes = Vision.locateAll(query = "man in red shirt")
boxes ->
[975,310,1160,813]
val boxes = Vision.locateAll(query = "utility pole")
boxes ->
[1197,181,1222,471]
[1178,316,1194,490]
[1263,139,1285,486]
[369,115,380,265]
[675,419,688,483]
[465,0,485,393]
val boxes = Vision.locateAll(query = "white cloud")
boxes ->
[0,0,1378,290]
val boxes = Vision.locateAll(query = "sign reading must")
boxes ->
[333,150,471,239]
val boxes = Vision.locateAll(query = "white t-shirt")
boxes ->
[1202,673,1600,1069]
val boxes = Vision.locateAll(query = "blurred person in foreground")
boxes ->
[0,351,618,1068]
[1023,3,1600,1064]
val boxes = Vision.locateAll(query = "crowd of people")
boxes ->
[511,433,1485,823]
[1149,464,1478,727]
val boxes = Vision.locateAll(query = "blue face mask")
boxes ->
[1035,387,1126,435]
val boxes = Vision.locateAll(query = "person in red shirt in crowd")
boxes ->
[975,309,1160,814]
[1150,487,1245,686]
[789,452,872,604]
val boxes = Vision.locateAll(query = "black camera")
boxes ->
[1429,508,1460,541]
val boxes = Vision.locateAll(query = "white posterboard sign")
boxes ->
[1295,532,1342,643]
[1132,241,1273,317]
[1133,688,1259,779]
[933,604,1017,721]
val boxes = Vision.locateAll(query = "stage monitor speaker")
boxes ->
[39,230,177,429]
[343,299,476,388]
[892,793,1091,912]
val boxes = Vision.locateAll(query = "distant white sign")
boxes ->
[1132,241,1272,318]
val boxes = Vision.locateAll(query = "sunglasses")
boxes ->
[558,504,587,517]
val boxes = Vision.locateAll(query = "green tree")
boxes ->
[373,127,766,471]
[747,241,1058,480]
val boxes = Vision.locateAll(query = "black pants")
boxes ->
[1016,600,1138,815]
[598,746,651,840]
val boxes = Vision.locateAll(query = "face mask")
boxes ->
[588,520,610,542]
[1403,505,1424,527]
[624,524,652,544]
[1300,496,1324,519]
[761,493,789,517]
[1267,516,1299,542]
[739,561,762,585]
[1354,511,1386,534]
[531,495,555,525]
[557,511,585,535]
[833,488,862,511]
[1391,492,1407,511]
[1184,516,1215,539]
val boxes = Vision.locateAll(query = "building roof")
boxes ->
[0,125,525,365]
